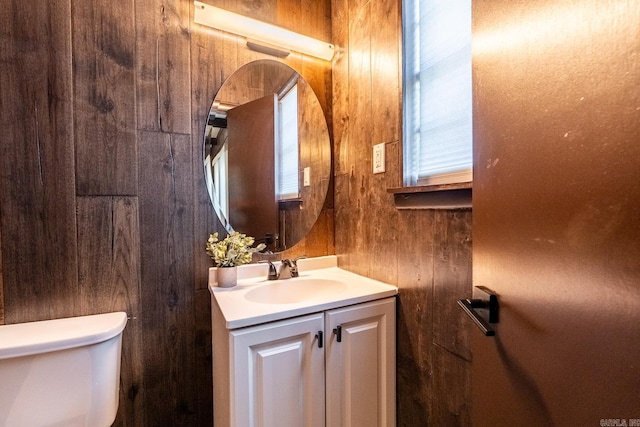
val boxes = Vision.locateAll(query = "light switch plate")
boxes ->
[303,167,311,186]
[373,143,385,174]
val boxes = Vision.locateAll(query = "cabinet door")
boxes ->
[325,297,396,427]
[230,313,325,427]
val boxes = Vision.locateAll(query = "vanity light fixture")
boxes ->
[194,1,335,61]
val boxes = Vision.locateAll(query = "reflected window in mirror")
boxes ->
[210,143,231,230]
[276,82,300,200]
[402,0,473,186]
[205,124,233,233]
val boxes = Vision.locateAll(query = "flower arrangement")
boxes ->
[206,232,266,267]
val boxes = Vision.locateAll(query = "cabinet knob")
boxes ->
[315,331,323,348]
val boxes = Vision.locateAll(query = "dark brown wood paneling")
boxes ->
[194,288,213,423]
[368,172,400,284]
[138,130,196,426]
[433,210,473,360]
[76,196,143,425]
[135,0,192,134]
[331,0,350,178]
[432,345,471,426]
[301,0,332,41]
[73,0,138,196]
[356,0,401,284]
[76,197,141,316]
[396,210,435,427]
[0,0,79,323]
[370,0,400,148]
[340,0,374,278]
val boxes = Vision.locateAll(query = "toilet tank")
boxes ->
[0,312,128,427]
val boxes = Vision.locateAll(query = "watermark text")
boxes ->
[600,419,640,427]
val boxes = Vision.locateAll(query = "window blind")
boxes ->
[403,0,473,186]
[276,84,300,200]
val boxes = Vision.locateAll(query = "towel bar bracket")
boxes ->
[457,286,499,336]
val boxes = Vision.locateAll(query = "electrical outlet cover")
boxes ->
[373,143,385,174]
[303,167,311,186]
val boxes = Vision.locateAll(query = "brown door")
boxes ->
[470,1,640,425]
[227,95,278,240]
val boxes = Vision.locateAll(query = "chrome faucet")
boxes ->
[261,256,306,280]
[259,260,279,280]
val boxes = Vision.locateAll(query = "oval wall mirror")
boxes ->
[203,60,331,253]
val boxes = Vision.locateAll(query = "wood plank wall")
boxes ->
[331,0,474,425]
[0,0,332,425]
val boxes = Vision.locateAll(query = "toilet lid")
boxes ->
[0,311,127,359]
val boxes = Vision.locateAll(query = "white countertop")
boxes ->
[209,256,398,329]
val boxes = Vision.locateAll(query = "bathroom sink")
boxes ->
[244,278,348,304]
[210,256,398,329]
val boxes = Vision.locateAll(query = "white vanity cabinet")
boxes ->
[325,297,396,427]
[212,297,396,427]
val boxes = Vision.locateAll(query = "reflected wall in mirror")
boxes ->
[204,60,331,253]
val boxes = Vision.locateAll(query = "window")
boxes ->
[403,0,473,187]
[206,140,232,232]
[275,83,300,200]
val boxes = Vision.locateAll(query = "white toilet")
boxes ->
[0,311,128,427]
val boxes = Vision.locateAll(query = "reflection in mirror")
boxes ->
[204,60,331,253]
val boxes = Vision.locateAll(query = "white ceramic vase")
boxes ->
[216,266,238,288]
